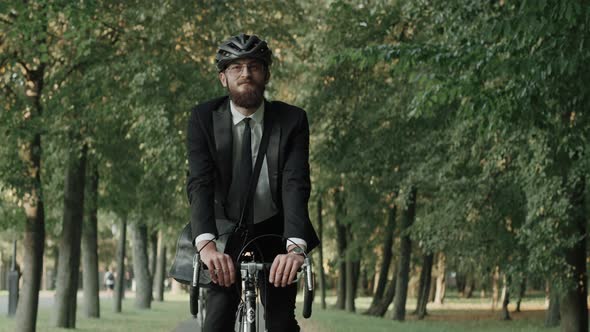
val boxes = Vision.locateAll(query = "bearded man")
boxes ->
[186,33,319,331]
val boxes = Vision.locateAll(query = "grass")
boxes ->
[0,294,189,332]
[300,308,557,332]
[0,291,569,332]
[298,293,561,332]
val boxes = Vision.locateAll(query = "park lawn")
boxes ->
[299,308,559,332]
[298,293,560,332]
[0,296,189,332]
[0,292,565,332]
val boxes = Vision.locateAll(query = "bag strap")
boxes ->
[236,110,272,232]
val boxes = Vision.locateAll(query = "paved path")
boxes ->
[173,302,266,332]
[0,291,55,314]
[0,291,112,315]
[173,317,201,332]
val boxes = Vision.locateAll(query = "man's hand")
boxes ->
[197,240,236,287]
[269,248,304,287]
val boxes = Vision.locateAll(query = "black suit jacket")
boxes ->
[186,96,320,252]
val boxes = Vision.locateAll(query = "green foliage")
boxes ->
[392,0,590,286]
[1,0,588,302]
[302,0,590,293]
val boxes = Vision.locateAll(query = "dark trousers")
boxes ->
[203,217,301,332]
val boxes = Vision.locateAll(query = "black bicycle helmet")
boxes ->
[215,33,273,71]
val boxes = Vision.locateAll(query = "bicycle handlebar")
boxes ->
[189,238,315,320]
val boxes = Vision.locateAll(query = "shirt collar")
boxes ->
[230,100,265,126]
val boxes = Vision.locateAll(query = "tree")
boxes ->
[153,230,166,302]
[113,215,127,313]
[414,251,433,319]
[365,205,396,316]
[81,162,100,317]
[53,144,87,328]
[1,3,49,330]
[392,2,590,330]
[392,186,416,321]
[131,222,152,309]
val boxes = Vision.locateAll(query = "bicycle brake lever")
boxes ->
[192,253,200,287]
[304,257,313,291]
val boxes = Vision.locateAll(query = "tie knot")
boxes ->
[243,118,252,127]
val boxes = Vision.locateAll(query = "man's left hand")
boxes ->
[269,251,304,287]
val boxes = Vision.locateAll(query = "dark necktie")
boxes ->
[239,118,253,223]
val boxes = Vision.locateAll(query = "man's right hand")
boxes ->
[197,240,236,287]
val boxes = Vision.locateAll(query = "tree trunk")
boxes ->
[463,274,475,299]
[500,275,511,320]
[415,252,434,319]
[365,267,377,296]
[360,267,369,296]
[52,245,59,288]
[434,252,446,304]
[515,278,526,312]
[345,252,360,312]
[317,197,327,310]
[82,162,100,318]
[149,230,157,278]
[53,145,87,328]
[153,230,166,302]
[335,189,347,310]
[345,221,359,313]
[428,276,436,302]
[545,283,560,327]
[368,271,397,317]
[392,186,417,321]
[0,252,4,291]
[131,223,152,309]
[559,176,587,332]
[14,58,46,332]
[492,266,500,310]
[366,206,396,314]
[148,229,157,302]
[456,273,466,296]
[16,192,45,332]
[114,216,127,313]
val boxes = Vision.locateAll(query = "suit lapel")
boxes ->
[265,100,281,204]
[212,99,233,199]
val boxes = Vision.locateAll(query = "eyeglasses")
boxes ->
[225,62,264,76]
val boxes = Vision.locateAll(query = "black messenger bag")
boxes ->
[168,219,237,285]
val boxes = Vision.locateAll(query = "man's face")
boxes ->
[219,59,269,109]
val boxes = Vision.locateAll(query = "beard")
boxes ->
[227,79,265,109]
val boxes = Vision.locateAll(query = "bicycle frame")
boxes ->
[237,261,267,332]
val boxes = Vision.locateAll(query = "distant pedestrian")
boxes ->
[104,267,115,297]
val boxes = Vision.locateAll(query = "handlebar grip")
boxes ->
[190,253,201,317]
[190,285,199,317]
[302,257,313,318]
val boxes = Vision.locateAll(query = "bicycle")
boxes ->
[189,234,314,331]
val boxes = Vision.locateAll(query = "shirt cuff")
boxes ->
[286,237,307,252]
[194,233,216,249]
